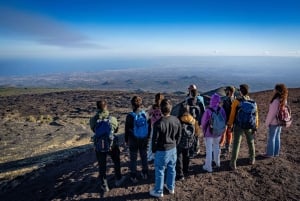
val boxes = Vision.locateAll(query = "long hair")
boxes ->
[271,83,288,108]
[131,96,143,112]
[96,100,107,111]
[153,93,164,109]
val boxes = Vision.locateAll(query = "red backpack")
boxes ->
[277,104,292,128]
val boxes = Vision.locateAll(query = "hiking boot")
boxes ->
[164,184,175,194]
[130,176,138,184]
[149,189,163,198]
[140,172,148,180]
[115,176,126,187]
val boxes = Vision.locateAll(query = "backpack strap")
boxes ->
[208,107,220,113]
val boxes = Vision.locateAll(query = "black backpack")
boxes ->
[179,122,195,149]
[187,97,204,123]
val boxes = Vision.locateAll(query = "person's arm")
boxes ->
[89,113,98,132]
[152,122,159,153]
[194,119,201,137]
[110,116,119,133]
[265,101,278,126]
[125,114,134,144]
[201,110,210,134]
[227,99,239,127]
[175,119,182,146]
[255,104,259,129]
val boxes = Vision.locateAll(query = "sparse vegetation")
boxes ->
[26,115,37,122]
[0,87,69,97]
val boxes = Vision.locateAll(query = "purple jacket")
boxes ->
[201,94,227,138]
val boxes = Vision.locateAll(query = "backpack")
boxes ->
[94,116,113,152]
[179,122,195,149]
[236,99,257,129]
[150,108,162,125]
[277,104,292,128]
[208,107,226,136]
[187,96,204,123]
[130,111,148,138]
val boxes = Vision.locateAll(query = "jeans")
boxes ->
[230,126,255,167]
[154,147,177,194]
[129,137,149,178]
[204,136,221,171]
[266,125,282,156]
[95,146,121,185]
[176,146,189,177]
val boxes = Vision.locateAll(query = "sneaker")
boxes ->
[249,158,255,165]
[164,184,175,194]
[115,176,126,187]
[140,172,148,180]
[130,176,138,184]
[202,165,213,173]
[149,189,163,198]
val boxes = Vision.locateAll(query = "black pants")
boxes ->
[128,137,149,178]
[176,146,190,177]
[95,146,121,184]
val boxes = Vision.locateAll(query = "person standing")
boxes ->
[227,84,259,170]
[201,94,226,172]
[264,84,288,157]
[125,96,150,183]
[150,99,181,198]
[220,86,235,156]
[186,84,205,157]
[90,100,125,192]
[176,104,200,180]
[147,93,164,162]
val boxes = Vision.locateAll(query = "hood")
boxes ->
[209,93,221,108]
[180,113,195,124]
[98,109,110,119]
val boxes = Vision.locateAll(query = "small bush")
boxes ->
[26,115,37,122]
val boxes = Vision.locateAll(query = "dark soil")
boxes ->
[0,89,299,201]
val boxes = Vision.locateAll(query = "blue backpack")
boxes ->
[130,111,148,138]
[94,116,113,152]
[236,99,257,129]
[208,107,226,136]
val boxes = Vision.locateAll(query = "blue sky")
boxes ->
[0,0,299,59]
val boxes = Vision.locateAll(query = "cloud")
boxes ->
[0,6,103,48]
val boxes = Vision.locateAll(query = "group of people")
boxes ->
[89,83,289,197]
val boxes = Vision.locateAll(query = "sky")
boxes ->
[0,0,300,59]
